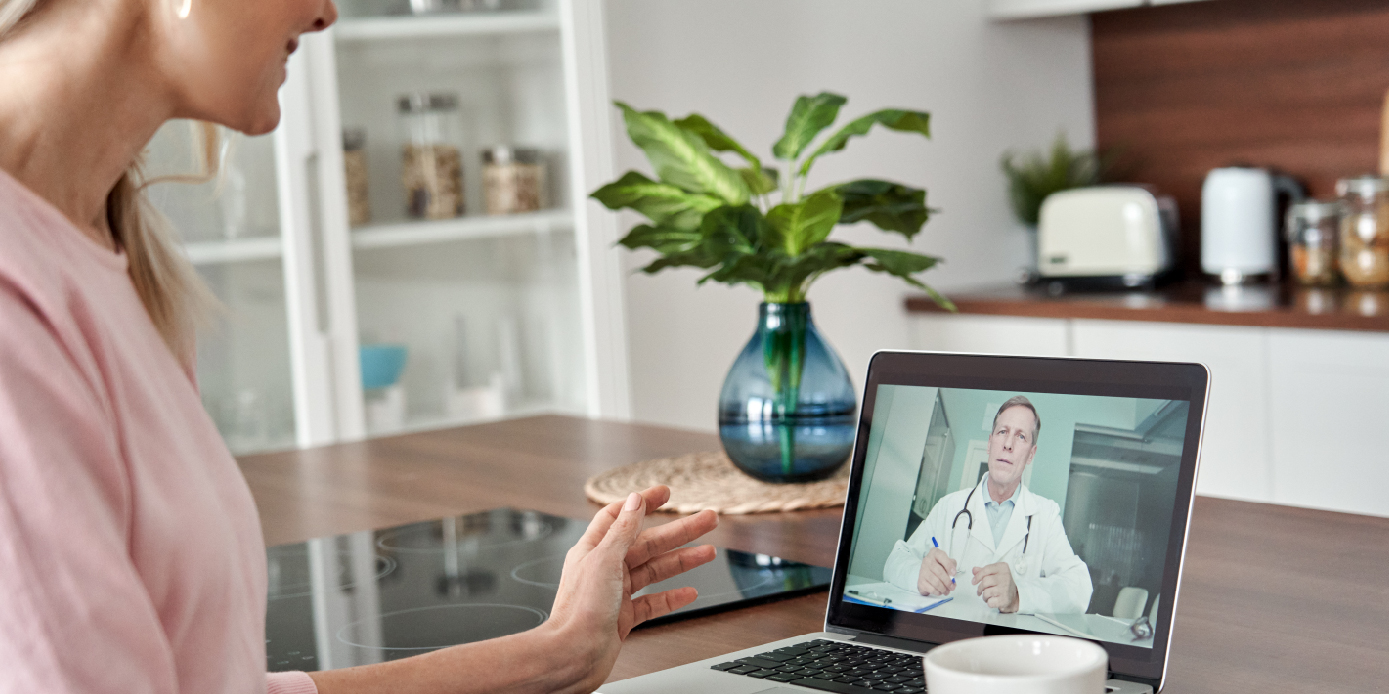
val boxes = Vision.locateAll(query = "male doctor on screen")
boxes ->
[884,396,1092,615]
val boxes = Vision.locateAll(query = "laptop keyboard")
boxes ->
[711,639,926,694]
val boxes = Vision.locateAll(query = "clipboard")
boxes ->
[845,588,952,614]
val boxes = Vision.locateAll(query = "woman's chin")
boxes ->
[235,105,282,137]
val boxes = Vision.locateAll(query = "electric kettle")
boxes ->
[1201,167,1304,283]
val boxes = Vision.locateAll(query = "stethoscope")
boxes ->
[949,479,1034,574]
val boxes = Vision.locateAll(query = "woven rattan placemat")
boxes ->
[584,451,850,515]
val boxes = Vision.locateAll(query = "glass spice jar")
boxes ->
[482,147,545,215]
[342,127,371,227]
[1336,175,1389,286]
[1286,200,1340,285]
[398,93,464,220]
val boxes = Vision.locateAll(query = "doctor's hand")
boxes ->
[916,548,958,596]
[972,562,1020,613]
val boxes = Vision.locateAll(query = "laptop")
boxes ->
[600,350,1209,694]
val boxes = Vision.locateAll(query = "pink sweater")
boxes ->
[0,169,316,693]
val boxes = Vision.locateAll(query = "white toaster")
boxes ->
[1037,186,1178,286]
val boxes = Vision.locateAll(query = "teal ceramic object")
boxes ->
[359,344,408,390]
[717,303,856,483]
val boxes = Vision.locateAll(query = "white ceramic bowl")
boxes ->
[924,635,1108,694]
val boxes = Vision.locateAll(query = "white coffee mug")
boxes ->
[924,635,1108,694]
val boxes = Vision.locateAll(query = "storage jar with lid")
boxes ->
[342,127,371,227]
[482,146,545,215]
[1336,175,1389,286]
[398,92,464,220]
[1286,199,1340,285]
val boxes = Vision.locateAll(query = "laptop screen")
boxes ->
[826,352,1207,685]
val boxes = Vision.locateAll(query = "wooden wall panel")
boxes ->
[1091,0,1389,276]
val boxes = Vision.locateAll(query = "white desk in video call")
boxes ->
[844,575,1156,649]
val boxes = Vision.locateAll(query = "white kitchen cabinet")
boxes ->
[1069,320,1271,504]
[910,314,1070,356]
[987,0,1210,19]
[150,0,629,455]
[146,123,303,454]
[1268,329,1389,516]
[909,312,1389,517]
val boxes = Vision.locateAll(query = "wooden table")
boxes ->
[239,415,1389,692]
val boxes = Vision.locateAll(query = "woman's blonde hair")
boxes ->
[3,0,216,361]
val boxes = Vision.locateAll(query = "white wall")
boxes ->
[848,386,939,582]
[604,0,1096,431]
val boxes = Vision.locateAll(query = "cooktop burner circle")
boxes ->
[375,516,555,554]
[267,550,398,601]
[509,554,566,589]
[335,604,549,651]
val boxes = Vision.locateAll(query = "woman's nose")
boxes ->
[311,0,339,32]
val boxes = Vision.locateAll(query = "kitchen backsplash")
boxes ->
[1091,0,1389,276]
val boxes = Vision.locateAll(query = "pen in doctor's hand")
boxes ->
[931,537,956,585]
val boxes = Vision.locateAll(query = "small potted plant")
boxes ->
[593,92,953,483]
[1001,133,1111,277]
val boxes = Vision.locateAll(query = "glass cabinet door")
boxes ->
[324,0,597,436]
[144,121,299,454]
[149,1,632,455]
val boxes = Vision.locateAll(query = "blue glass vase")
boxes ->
[718,303,857,483]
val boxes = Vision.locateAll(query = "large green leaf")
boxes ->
[616,224,704,255]
[856,247,956,311]
[592,171,722,231]
[675,114,762,170]
[699,252,772,290]
[772,92,848,161]
[698,204,767,257]
[738,167,779,196]
[638,250,723,274]
[676,114,782,199]
[616,102,750,205]
[764,242,865,302]
[800,109,931,176]
[692,205,778,290]
[765,191,844,257]
[831,179,933,239]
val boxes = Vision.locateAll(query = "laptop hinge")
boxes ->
[851,633,939,654]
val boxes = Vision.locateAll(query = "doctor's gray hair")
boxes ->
[993,396,1041,444]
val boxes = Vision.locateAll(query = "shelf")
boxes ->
[351,209,573,250]
[184,236,283,266]
[334,12,560,41]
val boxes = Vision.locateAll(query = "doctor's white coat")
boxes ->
[883,479,1093,615]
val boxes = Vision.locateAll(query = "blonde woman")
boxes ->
[0,1,719,692]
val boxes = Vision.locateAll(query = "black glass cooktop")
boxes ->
[265,508,831,672]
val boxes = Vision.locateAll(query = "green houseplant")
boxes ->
[592,92,953,482]
[1001,133,1109,228]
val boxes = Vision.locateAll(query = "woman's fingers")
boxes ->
[575,500,624,553]
[630,586,699,629]
[596,492,647,554]
[629,544,717,593]
[640,485,673,511]
[576,486,672,554]
[625,509,719,569]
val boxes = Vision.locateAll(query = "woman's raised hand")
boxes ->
[544,486,719,692]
